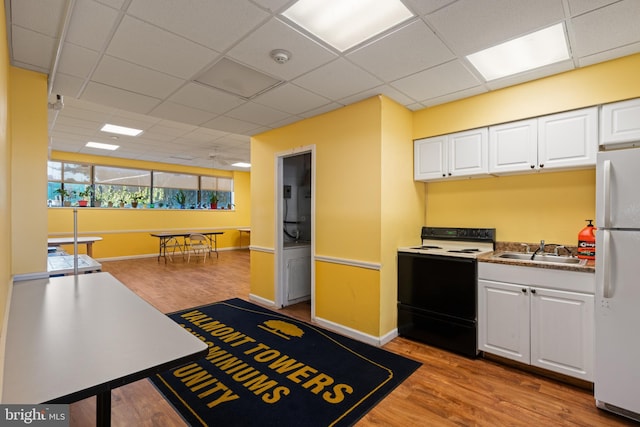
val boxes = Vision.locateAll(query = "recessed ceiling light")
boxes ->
[101,123,143,136]
[86,141,119,151]
[466,23,570,81]
[282,0,414,52]
[232,162,251,168]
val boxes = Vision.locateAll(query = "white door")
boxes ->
[596,148,640,229]
[489,119,538,174]
[414,136,447,180]
[538,107,597,170]
[595,229,640,413]
[530,287,594,381]
[478,280,530,363]
[449,128,488,177]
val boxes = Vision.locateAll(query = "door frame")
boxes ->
[274,145,315,319]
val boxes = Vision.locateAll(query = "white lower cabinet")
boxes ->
[478,263,594,381]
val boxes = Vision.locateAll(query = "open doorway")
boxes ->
[275,147,314,318]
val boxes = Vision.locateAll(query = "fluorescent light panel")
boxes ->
[466,23,570,81]
[282,0,414,52]
[100,123,143,136]
[86,141,119,151]
[232,162,251,168]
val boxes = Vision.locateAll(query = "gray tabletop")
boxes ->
[2,272,208,404]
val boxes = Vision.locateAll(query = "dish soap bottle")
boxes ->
[577,220,596,260]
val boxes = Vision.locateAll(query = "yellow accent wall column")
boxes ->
[10,68,48,275]
[251,96,423,338]
[0,1,10,392]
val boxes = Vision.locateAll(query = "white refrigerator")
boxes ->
[595,147,640,421]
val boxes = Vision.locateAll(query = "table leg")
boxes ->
[96,390,111,427]
[87,242,93,257]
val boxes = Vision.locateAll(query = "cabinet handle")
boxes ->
[539,164,544,168]
[530,165,535,169]
[531,289,536,294]
[442,174,446,177]
[448,172,452,176]
[521,288,527,294]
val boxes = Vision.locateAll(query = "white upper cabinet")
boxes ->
[414,128,488,181]
[538,107,598,170]
[600,98,640,147]
[489,107,598,174]
[489,119,538,174]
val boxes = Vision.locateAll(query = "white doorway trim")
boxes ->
[274,145,315,320]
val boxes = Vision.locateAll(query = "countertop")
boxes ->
[478,251,595,273]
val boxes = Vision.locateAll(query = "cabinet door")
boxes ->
[478,280,530,363]
[489,119,538,174]
[414,136,447,180]
[538,107,598,170]
[600,98,640,147]
[449,128,488,177]
[530,287,594,381]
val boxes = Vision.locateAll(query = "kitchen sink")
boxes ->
[496,252,586,265]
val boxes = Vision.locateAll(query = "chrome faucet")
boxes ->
[520,243,531,253]
[531,240,545,260]
[554,245,572,257]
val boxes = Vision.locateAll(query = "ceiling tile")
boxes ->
[92,55,185,99]
[169,83,245,114]
[391,60,481,101]
[57,43,100,78]
[293,58,382,100]
[427,0,565,55]
[340,84,417,107]
[10,26,56,70]
[347,20,454,82]
[250,0,292,13]
[106,16,220,79]
[81,81,161,113]
[567,0,619,16]
[126,0,269,51]
[195,58,282,99]
[227,18,338,81]
[225,102,290,126]
[65,0,120,51]
[571,0,640,58]
[149,102,217,126]
[253,83,331,115]
[10,0,67,37]
[402,0,458,16]
[201,115,263,134]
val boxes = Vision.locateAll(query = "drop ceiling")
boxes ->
[6,0,640,170]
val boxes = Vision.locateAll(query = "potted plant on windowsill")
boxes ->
[209,192,219,209]
[118,190,129,208]
[78,186,92,207]
[130,191,143,208]
[175,190,186,209]
[54,187,73,207]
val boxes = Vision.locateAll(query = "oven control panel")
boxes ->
[420,227,495,242]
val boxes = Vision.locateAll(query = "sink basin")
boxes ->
[497,252,585,265]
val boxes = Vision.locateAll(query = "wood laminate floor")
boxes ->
[69,250,634,426]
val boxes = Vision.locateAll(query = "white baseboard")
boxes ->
[12,272,49,282]
[248,293,275,308]
[313,316,390,348]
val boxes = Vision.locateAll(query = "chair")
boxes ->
[187,234,209,263]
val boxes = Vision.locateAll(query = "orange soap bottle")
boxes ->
[577,219,596,260]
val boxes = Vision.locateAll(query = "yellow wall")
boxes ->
[49,152,251,259]
[251,96,422,337]
[10,68,48,274]
[415,53,640,244]
[0,2,9,392]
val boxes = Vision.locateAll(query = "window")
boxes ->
[201,176,234,209]
[153,172,198,208]
[94,166,150,207]
[47,161,236,210]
